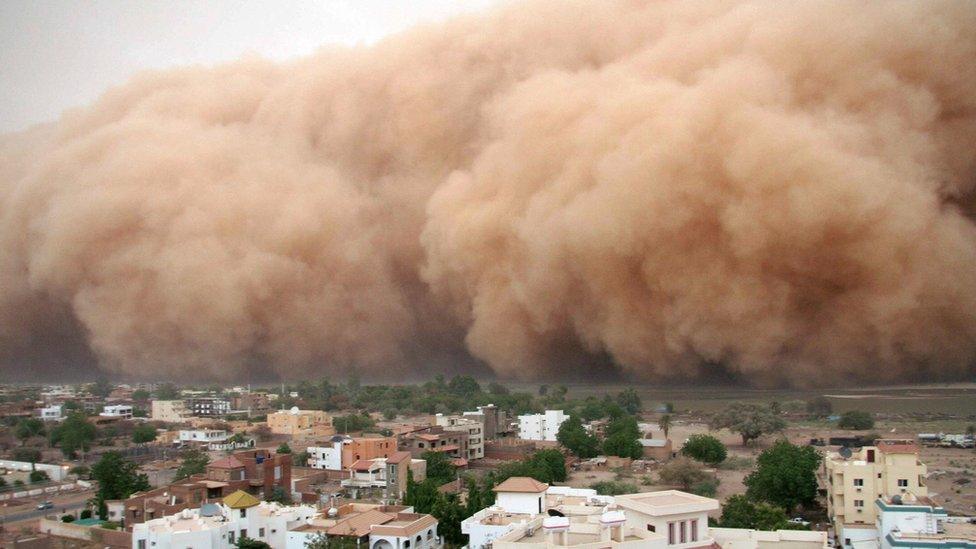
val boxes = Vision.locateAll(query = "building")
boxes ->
[186,397,232,417]
[877,493,976,548]
[0,459,68,481]
[613,490,718,547]
[433,413,485,460]
[131,491,316,549]
[517,410,568,442]
[37,404,62,422]
[339,451,426,499]
[639,438,674,461]
[308,435,399,471]
[825,440,928,548]
[179,429,229,447]
[268,407,335,439]
[463,404,510,440]
[710,527,830,548]
[100,404,133,419]
[400,426,470,464]
[285,503,440,549]
[151,400,193,423]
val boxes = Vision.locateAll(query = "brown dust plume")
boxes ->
[2,0,976,385]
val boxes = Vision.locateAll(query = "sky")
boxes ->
[0,0,498,134]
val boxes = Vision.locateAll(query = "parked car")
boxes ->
[36,501,54,510]
[789,517,811,526]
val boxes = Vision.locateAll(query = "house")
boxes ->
[400,426,470,463]
[267,407,335,439]
[639,438,673,461]
[37,404,63,422]
[131,491,316,549]
[433,414,485,460]
[285,503,440,549]
[308,435,399,472]
[100,404,133,419]
[339,451,426,499]
[151,400,193,423]
[462,404,511,440]
[825,440,928,549]
[517,410,568,442]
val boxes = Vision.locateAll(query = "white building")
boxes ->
[876,493,976,548]
[38,405,62,422]
[307,435,350,471]
[433,414,485,459]
[0,459,68,481]
[151,400,193,423]
[284,503,440,549]
[517,410,568,442]
[100,404,133,419]
[179,429,228,445]
[132,491,316,549]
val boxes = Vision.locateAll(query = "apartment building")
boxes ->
[37,404,62,421]
[100,404,133,419]
[433,413,485,460]
[463,404,510,440]
[825,440,928,548]
[517,410,568,442]
[400,426,470,462]
[151,400,193,423]
[339,451,427,499]
[308,435,399,471]
[186,396,232,417]
[268,407,335,439]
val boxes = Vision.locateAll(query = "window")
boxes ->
[404,541,410,548]
[853,479,864,487]
[418,443,425,448]
[680,521,687,543]
[668,522,675,545]
[878,473,882,479]
[240,529,247,539]
[138,541,146,549]
[241,508,247,518]
[647,524,656,532]
[259,528,265,537]
[228,532,235,543]
[691,519,698,542]
[898,479,908,487]
[854,500,864,507]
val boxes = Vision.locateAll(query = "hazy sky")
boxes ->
[0,0,498,133]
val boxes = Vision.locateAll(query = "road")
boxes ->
[0,490,93,528]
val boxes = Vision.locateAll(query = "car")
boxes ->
[36,501,54,510]
[789,517,811,526]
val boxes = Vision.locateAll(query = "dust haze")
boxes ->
[2,0,975,385]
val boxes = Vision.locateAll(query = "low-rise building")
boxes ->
[400,426,470,464]
[100,404,133,419]
[268,407,335,439]
[285,503,440,549]
[179,429,229,446]
[463,404,510,440]
[308,435,399,472]
[876,493,976,548]
[518,410,568,442]
[37,404,62,421]
[433,413,485,460]
[186,396,232,417]
[639,438,673,461]
[340,451,426,499]
[825,440,928,548]
[151,400,193,423]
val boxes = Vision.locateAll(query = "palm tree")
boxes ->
[658,414,673,440]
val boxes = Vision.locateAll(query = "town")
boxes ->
[0,379,974,548]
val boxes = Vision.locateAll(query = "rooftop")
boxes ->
[494,477,549,494]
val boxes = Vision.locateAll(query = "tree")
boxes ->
[303,533,359,548]
[579,399,606,422]
[404,469,441,514]
[538,384,549,396]
[422,451,457,484]
[432,492,467,546]
[590,480,639,495]
[805,396,832,418]
[174,448,210,480]
[382,408,397,421]
[251,424,273,442]
[132,389,151,401]
[602,415,643,459]
[15,418,45,445]
[293,450,310,467]
[709,403,786,446]
[70,465,90,478]
[266,486,291,504]
[235,537,272,549]
[154,383,180,400]
[658,457,713,491]
[447,375,480,398]
[88,378,113,398]
[132,424,157,444]
[681,434,727,465]
[556,415,600,458]
[616,389,642,415]
[49,412,97,458]
[837,410,874,430]
[91,452,150,519]
[30,470,50,483]
[719,494,798,530]
[658,414,673,439]
[744,440,821,512]
[12,447,41,463]
[276,442,292,454]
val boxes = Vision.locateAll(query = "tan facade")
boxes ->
[267,407,335,439]
[150,400,192,423]
[824,440,927,547]
[343,436,398,465]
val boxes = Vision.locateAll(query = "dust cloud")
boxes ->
[2,0,975,385]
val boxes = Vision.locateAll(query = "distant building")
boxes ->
[151,400,193,423]
[100,404,133,419]
[876,493,976,548]
[285,503,440,549]
[433,414,485,459]
[340,451,426,499]
[37,404,62,422]
[267,407,335,439]
[825,439,928,549]
[185,397,232,417]
[400,426,470,464]
[463,404,510,440]
[517,410,568,442]
[308,435,399,472]
[638,438,673,461]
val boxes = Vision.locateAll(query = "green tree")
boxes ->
[155,383,180,400]
[174,448,210,480]
[132,424,157,444]
[266,486,291,504]
[132,389,151,401]
[15,418,46,445]
[404,469,441,514]
[49,412,97,458]
[837,410,874,430]
[616,389,642,415]
[603,415,643,459]
[709,403,786,446]
[91,452,150,519]
[30,470,50,483]
[88,378,113,398]
[658,414,673,439]
[432,492,467,546]
[235,537,272,549]
[590,480,639,495]
[579,399,606,422]
[447,375,480,398]
[303,533,360,548]
[422,451,457,484]
[556,415,600,458]
[805,396,832,418]
[681,434,727,465]
[719,494,797,530]
[12,447,41,463]
[277,442,293,454]
[657,457,713,491]
[744,440,822,512]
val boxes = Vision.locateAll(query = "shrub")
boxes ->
[682,434,728,464]
[590,480,639,496]
[837,411,874,430]
[61,515,75,523]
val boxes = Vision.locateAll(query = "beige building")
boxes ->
[824,439,928,549]
[151,400,193,423]
[268,407,335,439]
[433,414,485,460]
